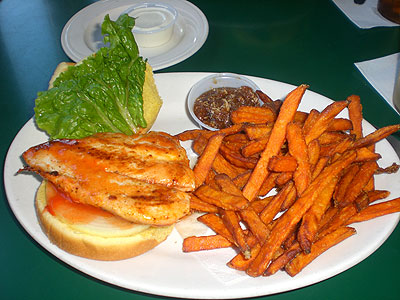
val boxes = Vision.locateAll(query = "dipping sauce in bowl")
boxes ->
[187,73,262,130]
[123,2,177,48]
[194,86,260,129]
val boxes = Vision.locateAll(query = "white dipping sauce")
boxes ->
[126,3,177,48]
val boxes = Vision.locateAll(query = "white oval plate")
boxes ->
[4,73,400,299]
[61,0,208,70]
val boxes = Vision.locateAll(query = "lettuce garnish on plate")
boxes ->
[34,14,147,139]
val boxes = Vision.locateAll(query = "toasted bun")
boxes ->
[48,61,162,133]
[35,181,173,261]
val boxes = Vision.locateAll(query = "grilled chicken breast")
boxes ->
[22,132,195,225]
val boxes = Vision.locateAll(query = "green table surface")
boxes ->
[1,0,400,299]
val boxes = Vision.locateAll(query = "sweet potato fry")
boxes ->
[212,153,247,179]
[176,129,206,141]
[258,172,280,196]
[347,95,363,139]
[260,181,295,225]
[279,183,298,211]
[220,209,250,258]
[319,136,354,157]
[354,192,369,212]
[327,118,353,132]
[246,150,356,277]
[228,243,261,271]
[304,100,348,145]
[264,242,302,276]
[195,185,249,211]
[317,131,348,145]
[366,190,391,203]
[232,170,252,190]
[190,193,218,213]
[214,174,243,196]
[338,161,378,208]
[376,162,400,174]
[231,106,276,124]
[242,84,308,201]
[355,147,381,162]
[275,171,293,186]
[287,122,312,196]
[333,164,360,205]
[302,109,320,136]
[240,206,270,243]
[294,111,309,125]
[306,139,320,165]
[297,176,339,252]
[318,204,357,238]
[244,124,273,140]
[183,235,233,252]
[249,196,274,214]
[285,227,356,277]
[241,136,270,157]
[219,143,258,169]
[194,133,225,187]
[256,90,274,105]
[311,156,330,180]
[346,197,400,224]
[197,213,235,243]
[351,124,400,149]
[268,155,298,173]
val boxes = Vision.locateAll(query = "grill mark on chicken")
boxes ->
[22,131,195,225]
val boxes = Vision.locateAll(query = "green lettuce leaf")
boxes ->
[34,14,147,139]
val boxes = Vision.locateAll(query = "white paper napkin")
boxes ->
[332,0,399,28]
[355,52,400,114]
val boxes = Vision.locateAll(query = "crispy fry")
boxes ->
[285,227,356,277]
[214,174,243,196]
[190,193,219,213]
[327,118,353,132]
[366,190,391,203]
[268,155,298,173]
[294,111,309,125]
[249,196,274,214]
[256,90,274,105]
[355,147,381,162]
[231,106,276,124]
[302,109,320,136]
[287,122,312,195]
[311,156,330,180]
[240,206,270,243]
[258,172,280,196]
[242,84,308,201]
[376,162,400,174]
[228,243,261,271]
[297,176,339,252]
[347,95,363,139]
[346,197,400,224]
[212,153,247,179]
[220,208,250,257]
[317,131,349,145]
[307,139,320,167]
[333,164,360,205]
[318,205,357,238]
[260,181,295,225]
[182,235,233,252]
[275,171,293,186]
[195,185,248,211]
[304,100,349,145]
[193,133,225,187]
[338,161,378,208]
[244,123,273,140]
[265,242,302,276]
[232,170,252,190]
[219,143,258,169]
[176,129,206,141]
[197,213,235,243]
[246,150,356,277]
[241,136,270,157]
[279,184,298,212]
[351,124,400,149]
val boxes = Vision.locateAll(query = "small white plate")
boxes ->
[61,0,208,70]
[4,73,400,299]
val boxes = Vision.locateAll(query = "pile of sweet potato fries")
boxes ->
[176,84,400,277]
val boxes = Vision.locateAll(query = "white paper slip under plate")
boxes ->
[61,0,208,70]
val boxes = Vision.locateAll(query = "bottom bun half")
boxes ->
[35,181,173,261]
